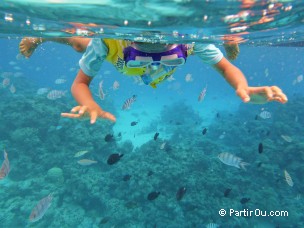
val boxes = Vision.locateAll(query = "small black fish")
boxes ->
[147,191,160,201]
[130,121,138,126]
[99,216,110,225]
[240,197,250,204]
[258,143,263,154]
[224,188,232,197]
[202,128,207,135]
[176,187,187,201]
[147,170,154,176]
[266,130,271,136]
[118,132,122,137]
[107,153,124,165]
[255,114,259,120]
[154,132,159,141]
[123,174,132,181]
[216,113,220,118]
[175,121,182,125]
[104,134,115,142]
[257,162,263,168]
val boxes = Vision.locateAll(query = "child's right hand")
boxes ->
[61,104,116,124]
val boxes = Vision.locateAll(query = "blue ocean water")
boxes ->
[0,1,304,227]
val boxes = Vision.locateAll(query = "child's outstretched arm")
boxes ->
[213,57,288,104]
[61,69,116,124]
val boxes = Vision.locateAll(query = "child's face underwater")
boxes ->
[124,43,187,69]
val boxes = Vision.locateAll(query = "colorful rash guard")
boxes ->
[79,38,223,88]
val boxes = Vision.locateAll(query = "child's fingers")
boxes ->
[78,106,88,115]
[261,87,273,100]
[90,111,98,124]
[61,113,81,118]
[271,86,288,103]
[71,106,81,113]
[236,89,250,102]
[100,111,116,122]
[270,95,288,104]
[104,112,116,122]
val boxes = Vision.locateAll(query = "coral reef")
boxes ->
[1,74,304,227]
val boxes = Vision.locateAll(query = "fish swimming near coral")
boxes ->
[218,152,249,170]
[47,90,66,100]
[160,142,166,150]
[224,188,232,197]
[29,193,53,223]
[147,170,154,176]
[74,150,89,158]
[147,191,160,201]
[284,170,294,187]
[206,223,219,228]
[112,80,120,90]
[130,121,138,126]
[154,132,159,141]
[99,216,110,225]
[2,78,10,88]
[0,149,10,180]
[9,84,16,94]
[240,197,250,204]
[77,159,97,166]
[122,95,137,110]
[104,134,115,142]
[37,88,50,95]
[54,78,66,84]
[176,187,187,201]
[259,110,271,119]
[198,85,207,102]
[258,143,263,154]
[281,135,292,143]
[202,128,207,135]
[98,80,105,100]
[107,153,124,165]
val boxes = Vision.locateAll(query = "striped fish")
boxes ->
[259,110,271,119]
[29,193,53,222]
[47,90,66,100]
[218,152,249,170]
[284,170,294,187]
[37,88,50,95]
[54,78,66,84]
[122,95,137,110]
[98,80,105,100]
[0,150,10,180]
[2,78,10,88]
[206,223,219,228]
[198,85,207,102]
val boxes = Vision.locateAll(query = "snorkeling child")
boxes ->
[63,39,287,124]
[19,37,240,60]
[19,37,288,124]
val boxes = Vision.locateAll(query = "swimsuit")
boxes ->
[79,38,223,88]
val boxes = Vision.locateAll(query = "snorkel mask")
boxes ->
[123,44,187,69]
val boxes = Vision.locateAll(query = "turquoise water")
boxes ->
[0,1,304,227]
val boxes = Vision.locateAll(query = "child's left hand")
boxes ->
[236,86,288,104]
